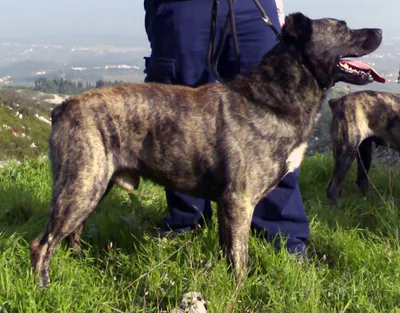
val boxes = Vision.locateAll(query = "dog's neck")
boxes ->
[225,41,328,130]
[227,41,328,102]
[270,40,330,91]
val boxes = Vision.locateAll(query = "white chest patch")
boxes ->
[286,142,307,173]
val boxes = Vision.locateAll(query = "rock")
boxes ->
[170,291,207,313]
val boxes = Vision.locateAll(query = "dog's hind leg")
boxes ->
[326,143,357,205]
[217,195,254,286]
[30,161,113,288]
[356,138,373,197]
[65,181,114,257]
[66,224,83,254]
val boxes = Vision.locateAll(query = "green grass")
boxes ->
[1,153,400,312]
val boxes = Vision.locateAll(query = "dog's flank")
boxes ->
[326,90,400,204]
[30,12,383,288]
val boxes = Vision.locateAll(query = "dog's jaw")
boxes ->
[310,23,383,87]
[280,13,383,88]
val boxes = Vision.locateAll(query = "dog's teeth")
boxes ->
[340,62,350,69]
[340,62,368,78]
[340,62,359,74]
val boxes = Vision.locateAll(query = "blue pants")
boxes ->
[143,0,309,253]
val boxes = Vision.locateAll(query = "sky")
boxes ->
[0,0,398,40]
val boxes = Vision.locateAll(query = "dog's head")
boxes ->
[280,12,385,88]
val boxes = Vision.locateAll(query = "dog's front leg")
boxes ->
[356,138,373,196]
[217,197,254,285]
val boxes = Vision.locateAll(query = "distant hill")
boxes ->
[0,60,62,79]
[0,59,146,86]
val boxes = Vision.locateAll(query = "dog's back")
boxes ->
[329,90,400,112]
[329,90,400,148]
[49,82,242,202]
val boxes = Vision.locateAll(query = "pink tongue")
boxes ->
[341,60,386,83]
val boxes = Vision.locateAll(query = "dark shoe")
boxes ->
[156,226,195,239]
[156,218,214,239]
[290,250,309,265]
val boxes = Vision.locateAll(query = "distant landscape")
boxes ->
[1,33,400,92]
[0,33,149,87]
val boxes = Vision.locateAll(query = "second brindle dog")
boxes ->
[326,90,400,205]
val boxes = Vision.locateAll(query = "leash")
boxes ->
[206,0,281,83]
[252,0,280,37]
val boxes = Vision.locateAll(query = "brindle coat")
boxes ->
[30,12,383,288]
[326,90,400,204]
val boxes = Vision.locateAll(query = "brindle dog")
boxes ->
[30,12,384,288]
[326,91,400,205]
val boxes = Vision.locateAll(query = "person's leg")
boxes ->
[216,0,280,79]
[143,0,224,233]
[217,0,309,254]
[252,169,309,254]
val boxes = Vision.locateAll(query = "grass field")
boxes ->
[1,153,400,312]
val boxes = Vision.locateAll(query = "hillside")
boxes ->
[0,87,67,162]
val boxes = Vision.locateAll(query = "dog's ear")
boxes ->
[282,12,312,42]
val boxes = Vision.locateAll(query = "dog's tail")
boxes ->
[50,97,80,126]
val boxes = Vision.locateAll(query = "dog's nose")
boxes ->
[372,28,382,36]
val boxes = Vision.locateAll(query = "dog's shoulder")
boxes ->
[328,90,378,107]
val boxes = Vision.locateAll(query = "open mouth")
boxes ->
[337,59,386,84]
